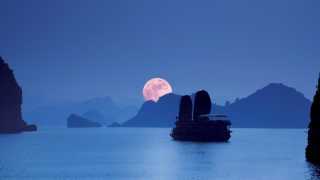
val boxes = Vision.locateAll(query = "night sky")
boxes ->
[1,0,319,110]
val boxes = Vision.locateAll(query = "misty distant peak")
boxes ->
[245,83,307,101]
[82,96,118,110]
[140,93,181,106]
[158,93,180,101]
[263,83,295,91]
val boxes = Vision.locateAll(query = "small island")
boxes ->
[108,122,121,127]
[67,114,102,128]
[171,90,231,142]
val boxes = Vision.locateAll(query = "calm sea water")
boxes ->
[0,128,319,180]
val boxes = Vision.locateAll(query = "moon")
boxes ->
[143,78,173,102]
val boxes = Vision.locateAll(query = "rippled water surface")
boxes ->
[0,128,319,180]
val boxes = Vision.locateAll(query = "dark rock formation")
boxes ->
[193,90,212,121]
[306,73,320,164]
[122,93,180,127]
[223,83,311,128]
[178,95,193,122]
[108,122,121,127]
[0,57,37,133]
[67,114,102,128]
[22,124,37,132]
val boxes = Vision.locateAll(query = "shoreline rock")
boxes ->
[67,113,102,128]
[306,73,320,164]
[0,57,37,133]
[108,122,121,127]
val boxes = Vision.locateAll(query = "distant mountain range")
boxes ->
[24,97,138,127]
[123,83,311,128]
[123,94,181,127]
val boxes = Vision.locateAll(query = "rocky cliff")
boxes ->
[0,57,36,133]
[306,74,320,164]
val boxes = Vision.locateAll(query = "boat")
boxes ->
[170,90,232,142]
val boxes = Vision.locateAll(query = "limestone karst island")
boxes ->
[306,73,320,164]
[0,57,37,133]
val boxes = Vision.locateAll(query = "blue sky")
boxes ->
[1,0,319,110]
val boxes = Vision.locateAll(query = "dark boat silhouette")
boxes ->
[171,90,231,142]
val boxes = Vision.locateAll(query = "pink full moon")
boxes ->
[143,78,173,102]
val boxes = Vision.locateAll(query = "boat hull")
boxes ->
[170,120,231,142]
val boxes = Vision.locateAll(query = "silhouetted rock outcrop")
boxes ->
[0,57,37,133]
[122,93,181,127]
[123,83,311,128]
[306,74,320,164]
[223,83,311,128]
[108,122,121,127]
[22,124,37,132]
[67,114,102,128]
